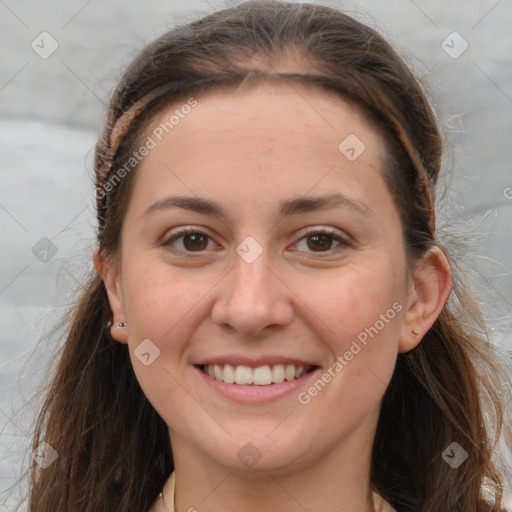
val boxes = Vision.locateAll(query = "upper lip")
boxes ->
[194,355,319,368]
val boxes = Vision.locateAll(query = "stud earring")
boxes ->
[412,329,419,335]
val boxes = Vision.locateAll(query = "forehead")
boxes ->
[128,80,390,219]
[142,79,386,168]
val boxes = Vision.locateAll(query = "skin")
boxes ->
[95,79,451,512]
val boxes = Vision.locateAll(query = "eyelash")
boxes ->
[163,227,350,257]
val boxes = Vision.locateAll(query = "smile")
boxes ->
[194,363,321,403]
[199,363,315,385]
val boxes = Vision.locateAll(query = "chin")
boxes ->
[189,423,318,474]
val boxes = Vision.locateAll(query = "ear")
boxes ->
[399,246,452,353]
[93,246,128,344]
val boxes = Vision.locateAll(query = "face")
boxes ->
[103,80,417,474]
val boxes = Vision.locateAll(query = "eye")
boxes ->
[292,228,349,255]
[163,227,350,257]
[164,228,217,254]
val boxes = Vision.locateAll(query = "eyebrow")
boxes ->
[143,193,375,220]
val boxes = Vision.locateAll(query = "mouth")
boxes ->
[196,363,318,386]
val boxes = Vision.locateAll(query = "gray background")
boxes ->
[1,0,511,509]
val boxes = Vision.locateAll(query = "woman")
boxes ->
[28,1,511,511]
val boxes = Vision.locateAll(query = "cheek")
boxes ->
[296,257,405,346]
[120,260,211,422]
[291,257,405,417]
[121,256,209,352]
[298,263,404,419]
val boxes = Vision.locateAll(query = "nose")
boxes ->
[211,248,294,338]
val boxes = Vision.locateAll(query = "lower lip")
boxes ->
[194,365,321,404]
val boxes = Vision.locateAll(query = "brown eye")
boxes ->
[182,233,209,251]
[165,229,215,254]
[306,234,334,252]
[292,228,348,256]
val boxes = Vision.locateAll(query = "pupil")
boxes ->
[307,234,332,251]
[184,234,207,251]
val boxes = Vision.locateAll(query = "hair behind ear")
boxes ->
[372,288,510,511]
[29,271,173,512]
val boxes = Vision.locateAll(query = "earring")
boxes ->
[106,321,127,328]
[412,329,419,335]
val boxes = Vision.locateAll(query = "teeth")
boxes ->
[271,364,285,383]
[253,365,272,385]
[202,363,311,385]
[285,365,296,381]
[213,364,223,380]
[234,365,253,385]
[223,364,235,384]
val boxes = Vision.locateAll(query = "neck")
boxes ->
[165,428,377,512]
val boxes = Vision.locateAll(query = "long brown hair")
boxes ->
[27,2,511,511]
